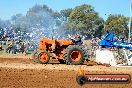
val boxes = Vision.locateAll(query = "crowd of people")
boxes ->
[0,27,36,54]
[0,27,102,57]
[0,26,131,57]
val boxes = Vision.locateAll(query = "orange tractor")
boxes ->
[32,36,88,65]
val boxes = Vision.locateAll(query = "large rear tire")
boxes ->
[37,50,50,64]
[64,45,88,65]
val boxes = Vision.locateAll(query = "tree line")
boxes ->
[0,4,131,39]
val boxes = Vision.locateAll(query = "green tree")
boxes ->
[60,8,72,21]
[105,14,129,37]
[67,4,103,36]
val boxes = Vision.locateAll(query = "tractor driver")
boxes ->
[73,34,83,45]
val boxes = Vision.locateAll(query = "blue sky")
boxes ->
[0,0,131,20]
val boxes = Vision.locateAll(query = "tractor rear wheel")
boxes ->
[37,50,50,64]
[64,45,87,65]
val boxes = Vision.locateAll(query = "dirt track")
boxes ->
[0,55,132,88]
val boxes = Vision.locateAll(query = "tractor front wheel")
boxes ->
[32,50,39,62]
[38,51,50,64]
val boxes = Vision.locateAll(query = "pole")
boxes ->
[128,0,132,43]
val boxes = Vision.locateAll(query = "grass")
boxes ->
[0,50,31,58]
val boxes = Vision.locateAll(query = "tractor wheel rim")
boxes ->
[70,50,81,62]
[39,53,48,62]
